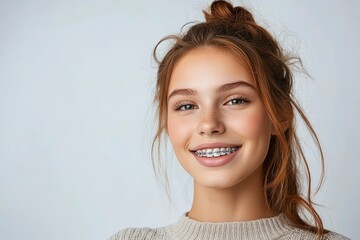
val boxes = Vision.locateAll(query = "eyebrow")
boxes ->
[167,81,255,101]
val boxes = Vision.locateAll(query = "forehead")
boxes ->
[168,46,254,94]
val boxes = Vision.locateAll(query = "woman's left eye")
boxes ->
[226,97,249,105]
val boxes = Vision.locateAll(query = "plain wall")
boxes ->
[0,0,359,239]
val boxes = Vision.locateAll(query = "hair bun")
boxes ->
[204,0,255,23]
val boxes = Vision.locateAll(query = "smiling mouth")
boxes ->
[192,146,240,158]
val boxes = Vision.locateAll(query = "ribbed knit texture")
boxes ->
[109,212,349,240]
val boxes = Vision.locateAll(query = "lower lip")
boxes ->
[191,147,241,167]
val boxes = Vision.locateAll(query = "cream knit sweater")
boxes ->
[109,212,348,240]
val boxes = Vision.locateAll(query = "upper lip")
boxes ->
[190,142,241,151]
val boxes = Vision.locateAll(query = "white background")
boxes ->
[0,0,359,239]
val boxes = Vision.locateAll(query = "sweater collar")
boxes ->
[165,212,292,240]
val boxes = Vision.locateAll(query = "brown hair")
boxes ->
[151,0,327,238]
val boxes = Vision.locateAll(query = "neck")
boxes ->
[188,167,274,222]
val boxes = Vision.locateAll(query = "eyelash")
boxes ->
[174,102,197,111]
[173,96,249,111]
[227,96,249,105]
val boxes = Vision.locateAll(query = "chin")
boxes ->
[194,172,243,189]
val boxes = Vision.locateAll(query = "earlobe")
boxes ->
[281,120,290,132]
[271,120,290,135]
[271,124,276,135]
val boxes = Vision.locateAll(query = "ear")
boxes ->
[271,120,290,135]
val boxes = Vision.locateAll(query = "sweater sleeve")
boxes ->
[325,231,350,240]
[277,228,350,240]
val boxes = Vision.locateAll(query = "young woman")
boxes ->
[110,1,348,239]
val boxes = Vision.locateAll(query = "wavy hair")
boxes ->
[151,0,326,238]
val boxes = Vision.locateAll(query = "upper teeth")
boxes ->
[194,147,238,157]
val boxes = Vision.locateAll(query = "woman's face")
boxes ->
[167,47,273,189]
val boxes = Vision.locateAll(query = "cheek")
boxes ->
[167,114,193,150]
[228,106,272,140]
[249,109,272,137]
[167,114,197,176]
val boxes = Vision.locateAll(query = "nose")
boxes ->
[196,108,225,136]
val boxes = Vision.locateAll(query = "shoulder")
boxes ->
[279,228,349,240]
[324,231,350,240]
[108,227,167,240]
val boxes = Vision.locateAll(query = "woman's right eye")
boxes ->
[174,103,197,111]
